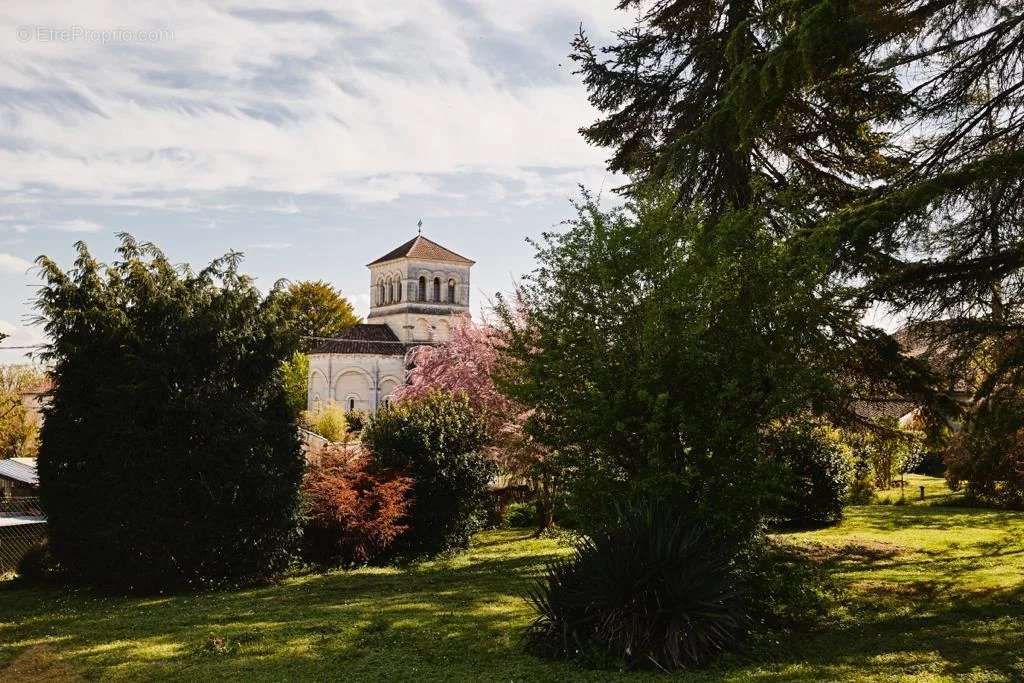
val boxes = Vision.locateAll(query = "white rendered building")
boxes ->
[306,234,474,413]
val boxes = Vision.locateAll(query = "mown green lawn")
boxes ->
[1,476,1022,681]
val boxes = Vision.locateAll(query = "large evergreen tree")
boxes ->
[35,236,303,592]
[574,0,1024,416]
[572,0,907,219]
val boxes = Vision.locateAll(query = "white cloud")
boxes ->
[53,219,104,233]
[0,252,33,273]
[247,241,292,250]
[0,1,618,203]
[0,320,47,363]
[350,291,371,317]
[268,198,300,215]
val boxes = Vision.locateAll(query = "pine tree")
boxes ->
[572,0,908,220]
[574,0,1024,413]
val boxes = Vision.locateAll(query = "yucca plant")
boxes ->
[524,497,747,670]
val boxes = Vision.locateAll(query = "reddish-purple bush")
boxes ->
[300,446,413,567]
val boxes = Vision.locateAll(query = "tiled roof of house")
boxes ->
[0,458,38,486]
[849,399,918,422]
[307,324,408,356]
[893,321,975,393]
[368,235,474,266]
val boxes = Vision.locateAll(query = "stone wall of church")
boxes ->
[307,352,406,414]
[367,259,471,343]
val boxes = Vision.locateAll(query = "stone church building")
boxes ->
[306,234,473,413]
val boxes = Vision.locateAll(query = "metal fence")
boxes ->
[0,497,46,576]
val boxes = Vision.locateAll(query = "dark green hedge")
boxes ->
[36,236,303,592]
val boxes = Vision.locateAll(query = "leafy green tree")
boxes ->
[762,419,852,528]
[281,351,309,417]
[0,365,45,459]
[280,280,360,340]
[496,191,854,537]
[361,391,494,556]
[845,418,924,490]
[35,235,303,592]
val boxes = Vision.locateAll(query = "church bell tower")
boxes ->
[366,232,473,343]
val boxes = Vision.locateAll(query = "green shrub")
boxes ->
[362,392,494,557]
[36,236,303,592]
[847,471,876,505]
[525,496,747,670]
[281,352,309,418]
[305,404,348,442]
[741,541,837,640]
[762,420,852,527]
[16,539,58,584]
[946,392,1024,507]
[345,409,369,434]
[844,418,924,490]
[503,502,536,528]
[911,450,946,477]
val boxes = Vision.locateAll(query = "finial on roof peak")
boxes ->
[417,218,423,235]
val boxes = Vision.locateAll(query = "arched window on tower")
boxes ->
[447,278,456,303]
[387,280,394,304]
[433,277,441,302]
[418,276,426,301]
[378,282,385,306]
[396,278,402,302]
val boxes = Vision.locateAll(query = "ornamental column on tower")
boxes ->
[365,233,474,343]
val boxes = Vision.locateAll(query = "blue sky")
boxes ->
[0,1,629,361]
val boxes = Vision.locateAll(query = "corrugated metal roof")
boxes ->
[0,458,38,486]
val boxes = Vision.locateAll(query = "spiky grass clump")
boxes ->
[525,497,747,670]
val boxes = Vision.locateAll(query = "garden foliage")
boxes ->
[281,352,309,417]
[946,391,1024,507]
[344,409,369,434]
[304,403,349,443]
[497,194,852,538]
[361,391,494,556]
[525,496,747,670]
[845,418,924,491]
[762,420,852,527]
[0,365,45,459]
[573,2,1024,416]
[300,446,413,567]
[278,280,360,340]
[35,236,303,592]
[396,317,557,533]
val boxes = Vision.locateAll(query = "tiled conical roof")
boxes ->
[368,235,474,266]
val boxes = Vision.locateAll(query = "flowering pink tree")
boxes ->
[394,318,514,428]
[393,317,555,532]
